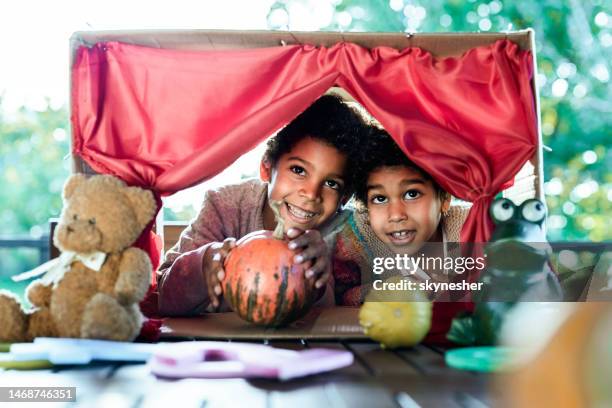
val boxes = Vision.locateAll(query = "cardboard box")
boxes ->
[162,307,365,340]
[68,30,543,339]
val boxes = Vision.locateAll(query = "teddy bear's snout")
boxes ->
[56,221,103,253]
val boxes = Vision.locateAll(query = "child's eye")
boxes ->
[403,190,422,200]
[370,195,388,204]
[324,179,343,191]
[290,165,306,176]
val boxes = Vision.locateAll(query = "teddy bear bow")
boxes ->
[12,250,107,285]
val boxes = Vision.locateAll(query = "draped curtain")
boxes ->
[71,39,537,254]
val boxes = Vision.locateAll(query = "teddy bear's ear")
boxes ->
[63,174,88,200]
[124,187,157,231]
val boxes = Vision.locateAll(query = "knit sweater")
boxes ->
[157,179,348,316]
[333,204,471,305]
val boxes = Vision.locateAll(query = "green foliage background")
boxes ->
[0,0,609,283]
[0,102,70,292]
[268,0,611,243]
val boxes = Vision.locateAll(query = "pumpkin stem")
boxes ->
[270,200,285,239]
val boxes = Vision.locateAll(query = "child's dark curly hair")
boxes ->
[264,93,368,194]
[353,126,450,207]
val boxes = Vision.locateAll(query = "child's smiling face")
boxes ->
[261,137,348,232]
[366,165,449,255]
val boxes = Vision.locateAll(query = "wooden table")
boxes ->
[1,341,496,407]
[1,309,497,407]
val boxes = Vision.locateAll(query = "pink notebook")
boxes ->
[149,341,353,381]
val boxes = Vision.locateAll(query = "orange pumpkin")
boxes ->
[222,202,318,327]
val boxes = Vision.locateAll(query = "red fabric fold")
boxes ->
[131,192,163,276]
[71,39,536,243]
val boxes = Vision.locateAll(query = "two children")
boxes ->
[158,95,469,337]
[157,94,369,315]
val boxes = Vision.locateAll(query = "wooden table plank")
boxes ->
[381,375,494,408]
[342,343,496,407]
[99,363,270,408]
[1,364,143,407]
[344,342,421,376]
[305,340,371,377]
[255,377,398,408]
[393,345,497,406]
[393,345,459,377]
[140,378,268,408]
[325,382,402,408]
[268,384,332,408]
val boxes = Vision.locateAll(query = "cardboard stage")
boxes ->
[161,307,366,340]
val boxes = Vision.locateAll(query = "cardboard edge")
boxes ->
[68,29,542,206]
[69,29,533,56]
[527,28,545,203]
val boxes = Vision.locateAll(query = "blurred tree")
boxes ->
[268,0,611,241]
[0,98,70,280]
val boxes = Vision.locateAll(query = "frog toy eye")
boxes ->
[521,199,547,223]
[490,198,515,223]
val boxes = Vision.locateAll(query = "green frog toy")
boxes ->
[447,198,563,345]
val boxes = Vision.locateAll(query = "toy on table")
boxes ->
[3,338,354,380]
[0,174,157,342]
[445,346,516,372]
[447,198,562,346]
[7,337,158,365]
[0,341,53,369]
[149,341,353,380]
[359,276,432,349]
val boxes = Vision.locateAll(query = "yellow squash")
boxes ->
[359,276,432,349]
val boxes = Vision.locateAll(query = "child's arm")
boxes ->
[332,258,364,306]
[201,238,236,309]
[331,217,370,306]
[157,191,230,316]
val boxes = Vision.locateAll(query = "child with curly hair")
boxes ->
[333,127,470,311]
[158,94,369,316]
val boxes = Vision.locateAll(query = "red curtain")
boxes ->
[71,39,537,245]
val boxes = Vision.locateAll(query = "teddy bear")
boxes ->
[0,174,157,342]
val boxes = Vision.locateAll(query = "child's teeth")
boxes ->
[392,231,409,238]
[288,203,314,218]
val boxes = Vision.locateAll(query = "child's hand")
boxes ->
[202,238,236,309]
[287,228,330,289]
